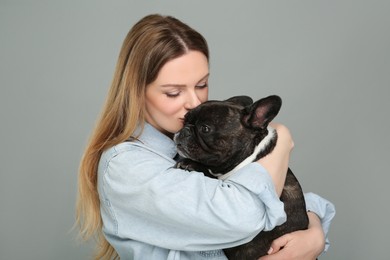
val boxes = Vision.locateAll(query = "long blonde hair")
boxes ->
[76,14,209,259]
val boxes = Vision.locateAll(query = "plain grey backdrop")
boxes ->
[1,0,389,259]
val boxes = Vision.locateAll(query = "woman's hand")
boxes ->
[257,123,294,196]
[259,212,325,260]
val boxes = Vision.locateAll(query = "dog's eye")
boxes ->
[201,125,210,133]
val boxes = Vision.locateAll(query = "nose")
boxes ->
[182,126,192,137]
[185,91,202,110]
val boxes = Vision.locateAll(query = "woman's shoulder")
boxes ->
[101,140,146,162]
[98,139,177,184]
[98,141,151,176]
[100,138,175,168]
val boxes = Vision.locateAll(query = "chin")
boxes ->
[166,124,182,135]
[172,126,182,134]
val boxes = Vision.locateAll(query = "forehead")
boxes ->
[154,51,209,85]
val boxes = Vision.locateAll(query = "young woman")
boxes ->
[76,14,335,260]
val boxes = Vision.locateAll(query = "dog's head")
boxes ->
[174,95,282,173]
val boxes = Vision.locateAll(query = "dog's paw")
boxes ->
[175,158,197,171]
[175,158,210,174]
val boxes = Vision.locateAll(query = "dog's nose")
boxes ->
[182,126,191,137]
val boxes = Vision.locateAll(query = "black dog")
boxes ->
[174,95,309,259]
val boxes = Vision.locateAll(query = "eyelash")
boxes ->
[164,83,208,98]
[165,92,180,98]
[196,83,208,89]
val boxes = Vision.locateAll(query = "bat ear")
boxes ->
[242,95,282,129]
[225,95,253,107]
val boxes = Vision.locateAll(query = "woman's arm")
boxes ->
[258,179,336,259]
[98,143,286,251]
[258,123,294,196]
[259,212,325,260]
[256,124,335,259]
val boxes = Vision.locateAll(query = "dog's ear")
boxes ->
[242,95,282,129]
[225,96,253,107]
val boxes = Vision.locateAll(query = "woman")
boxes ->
[76,14,335,260]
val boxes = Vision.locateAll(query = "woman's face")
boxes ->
[145,51,209,136]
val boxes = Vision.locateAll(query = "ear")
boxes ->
[225,95,253,107]
[242,95,282,129]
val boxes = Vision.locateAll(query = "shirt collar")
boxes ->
[136,123,177,159]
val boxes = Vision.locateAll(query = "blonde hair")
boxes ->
[76,14,209,259]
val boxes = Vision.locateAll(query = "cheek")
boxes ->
[157,99,183,116]
[199,88,209,103]
[145,90,179,116]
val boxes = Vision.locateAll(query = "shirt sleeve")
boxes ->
[304,192,336,253]
[98,143,286,251]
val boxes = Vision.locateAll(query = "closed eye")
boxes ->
[196,83,208,89]
[165,91,181,98]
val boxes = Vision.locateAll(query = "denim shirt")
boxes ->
[97,123,335,260]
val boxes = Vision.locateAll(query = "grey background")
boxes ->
[1,0,389,259]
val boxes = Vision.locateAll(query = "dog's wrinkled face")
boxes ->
[174,95,282,171]
[175,100,248,166]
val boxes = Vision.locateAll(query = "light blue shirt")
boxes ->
[98,123,335,259]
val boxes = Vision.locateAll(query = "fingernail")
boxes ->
[267,247,273,254]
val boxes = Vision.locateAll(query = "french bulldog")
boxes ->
[174,95,309,259]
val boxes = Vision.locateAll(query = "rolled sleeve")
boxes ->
[304,192,336,252]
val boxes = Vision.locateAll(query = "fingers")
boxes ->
[258,234,291,259]
[259,230,321,260]
[269,233,291,254]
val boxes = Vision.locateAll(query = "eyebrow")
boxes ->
[160,73,210,87]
